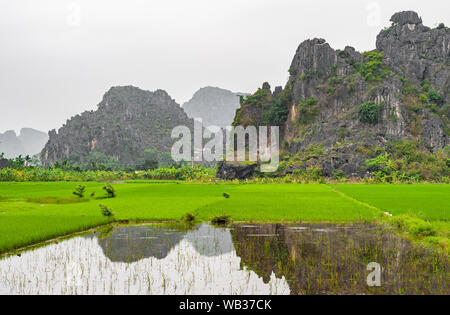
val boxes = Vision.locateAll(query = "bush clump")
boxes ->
[359,101,382,124]
[297,98,319,124]
[211,213,232,226]
[390,215,437,237]
[103,184,116,198]
[357,51,392,82]
[99,204,114,217]
[72,185,86,198]
[183,212,198,223]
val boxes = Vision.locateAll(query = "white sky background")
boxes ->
[0,0,448,133]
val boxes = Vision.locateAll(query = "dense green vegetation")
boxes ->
[401,78,449,136]
[262,83,292,126]
[297,97,319,124]
[359,101,382,124]
[2,138,448,184]
[0,182,448,255]
[356,51,392,82]
[362,139,449,182]
[233,87,272,127]
[0,165,215,182]
[274,139,449,183]
[234,81,293,128]
[333,184,449,252]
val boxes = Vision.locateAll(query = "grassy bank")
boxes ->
[0,182,448,254]
[333,184,449,252]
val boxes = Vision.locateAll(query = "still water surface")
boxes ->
[0,223,447,295]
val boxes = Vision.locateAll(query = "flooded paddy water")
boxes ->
[0,223,447,295]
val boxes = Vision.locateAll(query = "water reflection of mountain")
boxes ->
[97,224,234,263]
[185,224,235,256]
[230,224,449,295]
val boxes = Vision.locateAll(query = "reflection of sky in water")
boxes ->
[0,224,290,295]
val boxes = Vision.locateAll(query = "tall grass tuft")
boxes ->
[211,212,232,226]
[99,204,114,217]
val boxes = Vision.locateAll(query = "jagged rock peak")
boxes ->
[41,85,193,167]
[104,85,143,96]
[304,38,326,45]
[390,11,422,26]
[289,38,337,77]
[376,11,449,94]
[233,10,449,178]
[99,85,178,113]
[103,85,174,102]
[262,82,271,91]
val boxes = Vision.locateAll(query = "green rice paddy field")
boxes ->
[0,182,448,253]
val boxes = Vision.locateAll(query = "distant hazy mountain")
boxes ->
[0,128,48,158]
[182,87,247,128]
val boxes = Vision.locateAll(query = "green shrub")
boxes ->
[306,167,322,181]
[328,76,343,85]
[366,153,392,172]
[297,98,319,124]
[99,204,114,217]
[262,83,292,126]
[211,213,232,226]
[357,51,391,82]
[427,89,444,104]
[72,185,86,198]
[359,101,382,124]
[391,215,436,237]
[332,169,345,179]
[419,93,428,104]
[183,212,198,223]
[103,184,116,198]
[421,79,430,92]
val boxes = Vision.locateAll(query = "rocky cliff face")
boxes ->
[41,86,194,168]
[234,11,449,177]
[0,128,48,158]
[182,87,246,128]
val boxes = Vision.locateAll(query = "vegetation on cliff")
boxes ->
[233,11,449,179]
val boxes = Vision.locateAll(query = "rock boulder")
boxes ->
[216,161,257,180]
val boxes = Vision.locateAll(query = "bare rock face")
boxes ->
[41,86,195,168]
[421,115,448,150]
[390,11,422,25]
[216,161,257,180]
[0,158,9,169]
[233,11,449,177]
[286,37,412,152]
[376,11,450,93]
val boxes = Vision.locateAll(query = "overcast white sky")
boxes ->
[0,0,448,133]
